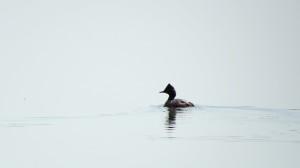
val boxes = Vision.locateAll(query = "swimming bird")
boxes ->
[160,84,194,108]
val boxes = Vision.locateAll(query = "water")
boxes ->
[1,105,300,168]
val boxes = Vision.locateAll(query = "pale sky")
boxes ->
[0,0,299,115]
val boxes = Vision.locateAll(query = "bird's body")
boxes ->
[164,99,194,108]
[160,84,194,108]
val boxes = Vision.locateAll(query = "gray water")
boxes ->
[1,105,300,168]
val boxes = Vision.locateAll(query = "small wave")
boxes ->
[158,135,300,144]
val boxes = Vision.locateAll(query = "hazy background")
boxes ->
[1,1,300,168]
[0,0,299,116]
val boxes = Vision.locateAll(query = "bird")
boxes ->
[160,83,194,108]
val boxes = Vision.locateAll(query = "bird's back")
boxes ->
[164,99,194,108]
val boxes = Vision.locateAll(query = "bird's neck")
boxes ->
[167,91,176,100]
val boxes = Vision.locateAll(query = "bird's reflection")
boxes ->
[166,108,176,130]
[165,108,184,132]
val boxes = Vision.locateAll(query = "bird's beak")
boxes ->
[159,91,164,93]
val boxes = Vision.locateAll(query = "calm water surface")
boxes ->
[1,105,300,168]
